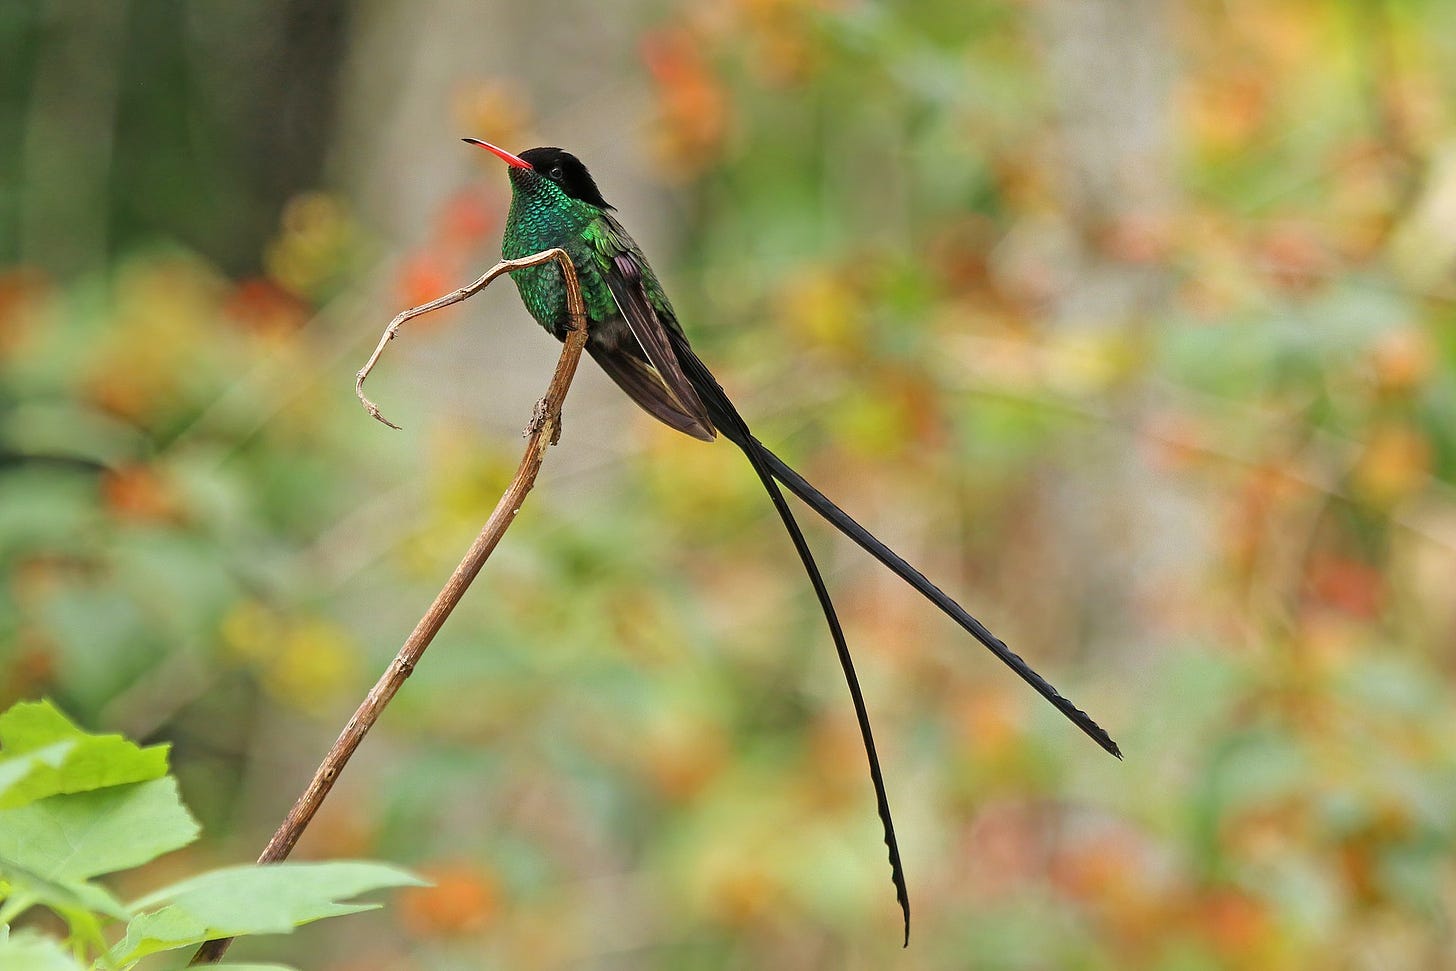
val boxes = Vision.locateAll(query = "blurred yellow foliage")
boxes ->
[264,192,360,301]
[452,79,535,155]
[1352,421,1431,508]
[220,602,358,712]
[84,258,223,422]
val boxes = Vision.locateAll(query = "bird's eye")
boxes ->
[549,166,564,180]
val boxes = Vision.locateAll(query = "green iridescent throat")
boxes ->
[502,175,617,338]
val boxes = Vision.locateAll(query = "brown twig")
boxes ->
[190,247,587,965]
[355,250,575,429]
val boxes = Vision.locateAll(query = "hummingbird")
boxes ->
[465,138,1121,944]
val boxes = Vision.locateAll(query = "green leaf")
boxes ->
[110,910,291,967]
[0,741,75,807]
[109,905,203,964]
[124,861,423,949]
[0,930,87,971]
[109,900,300,968]
[0,700,169,808]
[1,701,97,751]
[0,855,131,921]
[0,776,199,881]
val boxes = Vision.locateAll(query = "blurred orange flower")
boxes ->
[641,26,731,177]
[224,277,310,338]
[397,862,501,938]
[1196,888,1278,968]
[101,463,181,524]
[1368,328,1436,397]
[396,249,460,320]
[436,187,499,249]
[1305,553,1384,619]
[0,267,50,360]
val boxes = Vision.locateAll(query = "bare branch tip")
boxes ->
[356,394,402,430]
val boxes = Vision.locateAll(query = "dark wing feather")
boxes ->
[602,251,716,438]
[588,343,715,441]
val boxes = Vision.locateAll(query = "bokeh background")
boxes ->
[5,1,1456,967]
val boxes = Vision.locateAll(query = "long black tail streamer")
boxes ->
[749,438,1121,760]
[670,332,911,946]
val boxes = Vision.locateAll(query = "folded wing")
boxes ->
[600,248,716,441]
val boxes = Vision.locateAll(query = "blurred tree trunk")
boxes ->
[1028,0,1197,663]
[4,0,350,276]
[1038,0,1177,322]
[12,0,124,274]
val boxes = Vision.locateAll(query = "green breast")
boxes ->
[502,196,617,339]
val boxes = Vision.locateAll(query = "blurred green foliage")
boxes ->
[4,1,1456,968]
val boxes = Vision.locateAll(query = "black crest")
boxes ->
[518,147,613,210]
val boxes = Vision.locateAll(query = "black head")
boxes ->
[463,139,615,211]
[516,147,613,210]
